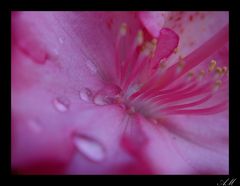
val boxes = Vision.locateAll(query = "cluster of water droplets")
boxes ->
[52,85,121,113]
[50,91,110,162]
[79,84,122,107]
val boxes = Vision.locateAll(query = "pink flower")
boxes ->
[11,11,229,174]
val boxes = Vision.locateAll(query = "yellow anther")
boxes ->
[127,106,136,115]
[152,38,158,45]
[160,58,167,63]
[179,55,184,61]
[159,62,166,69]
[141,41,152,56]
[136,30,144,46]
[176,56,185,74]
[174,47,179,54]
[213,79,222,92]
[222,66,228,74]
[178,56,185,68]
[215,79,222,87]
[160,63,166,68]
[187,71,194,77]
[120,23,128,36]
[159,58,167,68]
[142,40,156,57]
[186,71,194,81]
[151,38,158,57]
[215,67,222,74]
[114,95,122,104]
[199,69,206,76]
[208,59,217,72]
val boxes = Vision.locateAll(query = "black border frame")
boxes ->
[0,0,239,184]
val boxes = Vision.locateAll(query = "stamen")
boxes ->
[215,79,222,86]
[222,66,228,74]
[126,106,136,115]
[115,23,129,82]
[165,101,227,115]
[141,41,156,56]
[153,94,212,113]
[130,24,228,100]
[143,82,198,106]
[122,56,149,90]
[120,23,128,36]
[153,83,211,105]
[215,66,222,73]
[176,56,185,74]
[113,22,228,119]
[120,29,145,83]
[136,30,144,46]
[213,79,222,92]
[151,38,158,56]
[173,47,179,54]
[186,71,194,81]
[208,59,217,72]
[132,82,187,104]
[198,69,206,80]
[157,59,167,73]
[214,67,224,80]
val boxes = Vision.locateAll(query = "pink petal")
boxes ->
[139,11,168,37]
[140,113,228,174]
[11,11,228,175]
[164,112,228,174]
[165,11,229,64]
[139,12,228,69]
[11,11,142,174]
[151,28,179,64]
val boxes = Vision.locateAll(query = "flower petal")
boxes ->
[141,113,228,174]
[11,11,142,174]
[165,11,229,65]
[139,11,169,37]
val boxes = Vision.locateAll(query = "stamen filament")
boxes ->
[129,24,228,100]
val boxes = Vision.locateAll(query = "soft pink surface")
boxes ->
[11,11,228,174]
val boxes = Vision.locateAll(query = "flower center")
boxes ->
[82,23,228,121]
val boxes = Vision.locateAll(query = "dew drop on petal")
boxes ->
[93,93,109,106]
[93,85,122,106]
[53,96,70,112]
[79,88,93,103]
[73,134,105,162]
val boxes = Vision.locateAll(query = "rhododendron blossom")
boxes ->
[11,11,229,174]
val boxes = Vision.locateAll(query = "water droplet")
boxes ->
[93,84,122,106]
[53,96,70,112]
[73,134,105,162]
[86,60,97,74]
[28,120,42,133]
[93,94,109,106]
[79,88,93,103]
